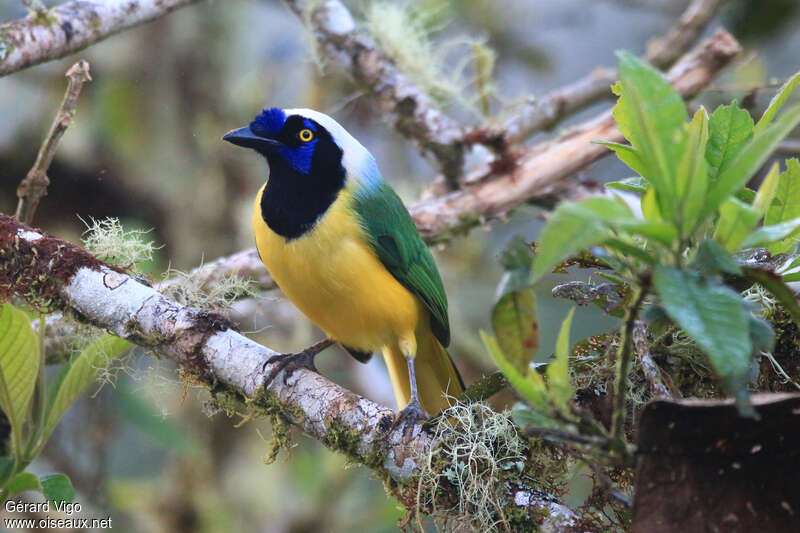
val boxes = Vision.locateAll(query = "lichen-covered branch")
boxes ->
[0,214,576,532]
[15,59,91,224]
[497,0,724,144]
[411,29,741,241]
[0,0,203,77]
[282,0,466,183]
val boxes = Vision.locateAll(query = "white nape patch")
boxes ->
[17,228,42,241]
[321,0,355,35]
[283,108,382,190]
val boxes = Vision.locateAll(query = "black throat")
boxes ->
[258,139,346,240]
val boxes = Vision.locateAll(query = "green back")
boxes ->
[352,182,450,347]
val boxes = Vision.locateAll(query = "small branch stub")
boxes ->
[15,59,91,225]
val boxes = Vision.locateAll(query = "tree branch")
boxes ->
[411,29,741,242]
[281,0,466,183]
[0,0,203,78]
[15,59,91,225]
[0,214,576,532]
[496,0,725,145]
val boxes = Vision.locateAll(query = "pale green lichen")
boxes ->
[362,1,489,112]
[160,268,255,311]
[80,216,158,268]
[415,401,527,532]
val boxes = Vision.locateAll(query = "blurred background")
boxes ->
[1,0,799,531]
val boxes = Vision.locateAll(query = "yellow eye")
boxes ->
[298,128,314,142]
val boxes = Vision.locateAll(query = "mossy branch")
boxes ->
[0,214,577,532]
[0,0,203,78]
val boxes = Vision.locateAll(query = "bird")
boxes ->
[222,107,464,421]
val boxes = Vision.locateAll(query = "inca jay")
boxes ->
[223,108,464,418]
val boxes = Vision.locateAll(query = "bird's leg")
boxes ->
[262,338,335,386]
[390,356,429,432]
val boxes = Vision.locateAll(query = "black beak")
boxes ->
[222,126,283,149]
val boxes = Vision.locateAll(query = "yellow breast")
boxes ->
[252,184,422,352]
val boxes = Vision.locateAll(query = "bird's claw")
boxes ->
[261,338,334,387]
[262,350,317,387]
[388,399,429,435]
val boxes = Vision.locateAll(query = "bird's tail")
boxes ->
[383,328,464,415]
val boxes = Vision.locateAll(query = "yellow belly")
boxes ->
[252,184,422,352]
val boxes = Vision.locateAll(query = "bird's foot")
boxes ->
[262,338,334,387]
[388,399,429,435]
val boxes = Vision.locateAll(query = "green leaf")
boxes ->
[748,315,775,355]
[499,236,535,272]
[0,456,14,486]
[531,196,674,282]
[735,188,757,204]
[765,159,800,253]
[546,309,574,409]
[596,142,648,177]
[43,334,131,441]
[531,197,629,283]
[511,403,560,430]
[707,103,755,181]
[603,238,659,266]
[481,331,547,408]
[676,108,710,231]
[714,198,761,251]
[741,217,800,249]
[0,304,40,450]
[612,51,687,220]
[703,104,800,219]
[612,219,678,245]
[605,176,648,194]
[692,239,742,275]
[641,186,661,221]
[40,473,74,504]
[7,472,41,495]
[493,237,539,373]
[753,162,780,216]
[491,288,538,376]
[754,71,800,134]
[653,267,754,415]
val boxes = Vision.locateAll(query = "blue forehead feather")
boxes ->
[251,107,286,137]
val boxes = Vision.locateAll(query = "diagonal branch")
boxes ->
[411,29,741,242]
[0,214,576,532]
[282,0,466,183]
[0,0,204,78]
[495,0,725,145]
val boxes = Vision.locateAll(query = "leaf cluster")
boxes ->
[0,304,131,503]
[527,55,800,416]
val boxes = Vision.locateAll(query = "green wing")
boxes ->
[353,182,450,347]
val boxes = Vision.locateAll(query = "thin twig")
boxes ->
[645,0,725,69]
[633,320,672,400]
[14,60,91,225]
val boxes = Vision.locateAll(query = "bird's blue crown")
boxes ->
[250,107,286,138]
